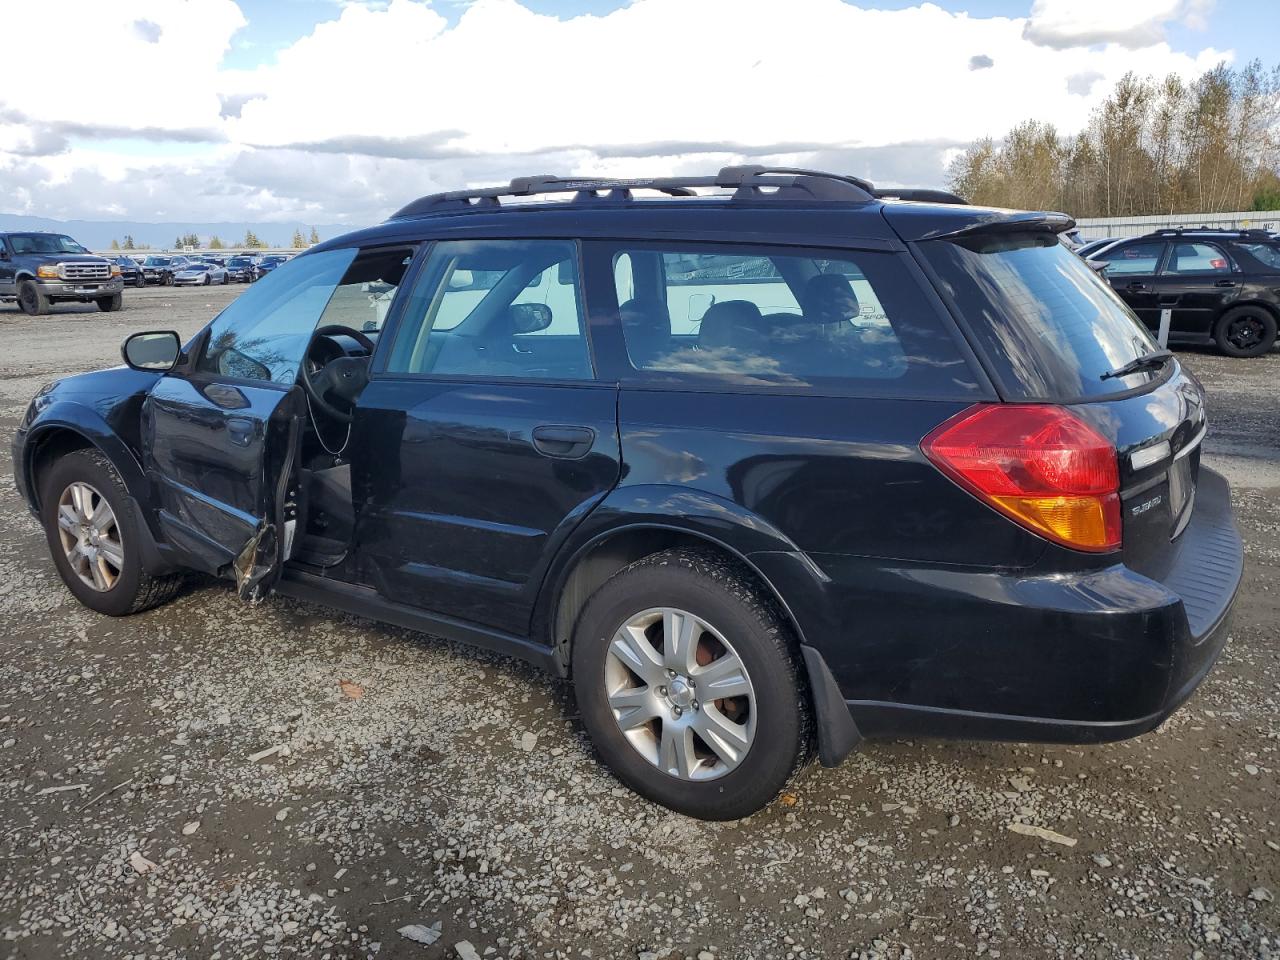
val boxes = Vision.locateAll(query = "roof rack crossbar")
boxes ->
[390,165,879,219]
[1152,226,1273,238]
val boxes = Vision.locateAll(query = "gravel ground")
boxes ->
[0,287,1277,960]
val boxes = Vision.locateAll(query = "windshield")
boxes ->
[921,232,1162,400]
[9,234,90,255]
[144,257,170,266]
[228,258,250,266]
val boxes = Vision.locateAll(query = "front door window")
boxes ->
[196,248,357,383]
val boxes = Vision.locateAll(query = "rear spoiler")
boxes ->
[946,211,1076,238]
[881,206,1076,243]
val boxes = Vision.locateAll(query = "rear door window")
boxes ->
[1163,242,1232,275]
[602,242,981,398]
[920,233,1162,400]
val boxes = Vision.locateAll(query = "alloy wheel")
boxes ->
[604,606,756,781]
[1227,315,1264,350]
[55,481,123,592]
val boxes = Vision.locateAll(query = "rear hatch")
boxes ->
[906,222,1206,579]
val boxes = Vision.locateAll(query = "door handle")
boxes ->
[532,425,595,459]
[226,416,256,447]
[1126,282,1148,291]
[1214,279,1235,287]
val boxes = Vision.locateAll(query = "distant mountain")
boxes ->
[0,212,353,252]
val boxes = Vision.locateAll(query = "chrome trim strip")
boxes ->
[1174,425,1207,461]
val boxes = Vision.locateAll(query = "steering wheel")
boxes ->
[301,324,376,424]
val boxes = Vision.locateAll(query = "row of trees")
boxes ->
[108,226,321,251]
[947,60,1280,217]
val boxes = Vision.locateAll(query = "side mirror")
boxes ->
[508,302,553,334]
[0,248,9,261]
[122,331,181,372]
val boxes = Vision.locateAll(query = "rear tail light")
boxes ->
[922,404,1121,552]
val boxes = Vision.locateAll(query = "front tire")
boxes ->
[40,449,183,616]
[572,548,810,820]
[96,293,123,312]
[17,280,50,316]
[1214,306,1277,358]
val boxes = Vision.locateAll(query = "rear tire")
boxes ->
[96,293,123,312]
[17,280,50,316]
[572,548,810,820]
[40,449,184,616]
[1214,306,1277,358]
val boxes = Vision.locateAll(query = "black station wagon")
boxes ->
[13,167,1244,820]
[1088,227,1280,357]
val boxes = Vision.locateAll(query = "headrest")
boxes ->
[800,274,861,326]
[698,299,764,350]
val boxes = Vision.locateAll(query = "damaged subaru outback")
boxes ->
[13,168,1243,820]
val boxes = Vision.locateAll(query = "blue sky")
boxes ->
[1,0,1273,224]
[228,0,1277,71]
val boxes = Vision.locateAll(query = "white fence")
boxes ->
[1075,210,1280,239]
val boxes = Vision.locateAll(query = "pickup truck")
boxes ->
[0,232,125,314]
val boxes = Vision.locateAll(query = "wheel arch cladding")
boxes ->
[546,520,863,766]
[26,415,147,514]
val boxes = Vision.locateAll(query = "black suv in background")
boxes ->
[13,168,1243,819]
[1088,228,1280,356]
[0,232,125,314]
[140,256,178,286]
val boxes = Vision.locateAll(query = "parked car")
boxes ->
[1074,237,1121,259]
[0,232,124,314]
[1087,227,1280,356]
[140,256,178,286]
[253,254,290,279]
[224,256,258,283]
[1060,228,1086,249]
[171,261,228,286]
[110,256,146,287]
[13,167,1243,820]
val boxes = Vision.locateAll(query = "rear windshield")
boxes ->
[920,233,1162,400]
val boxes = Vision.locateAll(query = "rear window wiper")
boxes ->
[1100,349,1174,381]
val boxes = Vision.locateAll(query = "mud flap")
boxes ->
[232,523,280,603]
[800,644,863,767]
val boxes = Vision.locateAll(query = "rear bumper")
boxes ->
[765,466,1242,762]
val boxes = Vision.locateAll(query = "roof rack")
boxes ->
[390,165,883,219]
[1152,226,1274,239]
[873,188,968,205]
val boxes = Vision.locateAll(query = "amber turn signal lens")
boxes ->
[922,404,1122,553]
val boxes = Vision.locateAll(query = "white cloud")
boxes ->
[0,0,1234,226]
[1023,0,1215,50]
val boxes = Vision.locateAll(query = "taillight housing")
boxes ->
[922,404,1121,553]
